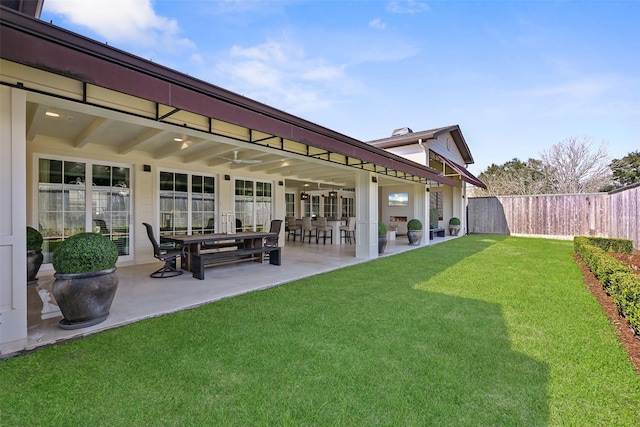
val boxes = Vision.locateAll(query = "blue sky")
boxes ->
[40,0,639,175]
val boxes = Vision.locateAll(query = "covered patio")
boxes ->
[25,235,456,354]
[1,7,465,356]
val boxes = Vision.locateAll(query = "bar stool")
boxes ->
[315,217,333,244]
[340,217,356,244]
[301,217,316,243]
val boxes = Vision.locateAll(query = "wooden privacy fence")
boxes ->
[468,184,639,250]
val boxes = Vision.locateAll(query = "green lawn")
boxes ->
[2,235,639,426]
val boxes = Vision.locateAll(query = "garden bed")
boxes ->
[575,251,640,375]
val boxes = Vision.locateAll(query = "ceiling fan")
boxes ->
[221,150,262,164]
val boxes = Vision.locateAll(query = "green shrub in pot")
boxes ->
[26,226,44,284]
[378,222,387,236]
[27,226,43,251]
[378,222,388,254]
[407,219,423,231]
[52,232,118,274]
[407,219,423,245]
[448,217,461,236]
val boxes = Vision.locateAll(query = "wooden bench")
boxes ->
[429,227,445,240]
[191,246,281,280]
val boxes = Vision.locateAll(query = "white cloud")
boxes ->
[45,0,194,51]
[217,39,354,114]
[525,76,622,99]
[369,18,387,30]
[387,0,430,14]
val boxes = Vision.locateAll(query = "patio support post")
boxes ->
[354,171,378,259]
[0,86,28,355]
[412,184,427,245]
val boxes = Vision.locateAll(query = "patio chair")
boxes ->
[315,217,333,244]
[93,218,109,235]
[340,217,356,244]
[265,219,283,248]
[264,219,283,261]
[286,216,302,241]
[142,222,185,278]
[301,217,316,243]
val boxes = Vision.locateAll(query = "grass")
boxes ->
[2,235,639,426]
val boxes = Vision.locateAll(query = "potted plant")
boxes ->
[51,232,119,329]
[407,219,423,245]
[378,222,388,254]
[26,226,44,284]
[449,217,461,236]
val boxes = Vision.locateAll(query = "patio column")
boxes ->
[412,184,428,245]
[0,86,28,355]
[354,171,378,259]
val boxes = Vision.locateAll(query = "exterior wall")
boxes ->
[428,134,465,164]
[0,87,28,355]
[27,134,289,273]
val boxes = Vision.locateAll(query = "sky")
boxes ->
[39,0,639,175]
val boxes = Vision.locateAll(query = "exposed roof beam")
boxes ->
[118,129,167,154]
[183,144,230,164]
[154,138,205,160]
[26,102,45,141]
[74,117,109,148]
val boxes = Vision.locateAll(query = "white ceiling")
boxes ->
[26,97,408,191]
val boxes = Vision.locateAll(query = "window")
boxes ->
[92,164,131,256]
[323,195,338,219]
[430,191,443,220]
[285,193,295,218]
[304,195,320,217]
[159,171,189,237]
[342,197,354,218]
[159,171,216,238]
[235,179,272,231]
[192,175,216,234]
[38,157,132,264]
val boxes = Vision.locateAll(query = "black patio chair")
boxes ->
[265,219,283,247]
[264,219,283,261]
[142,222,185,278]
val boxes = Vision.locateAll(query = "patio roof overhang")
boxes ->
[0,7,459,189]
[432,152,487,189]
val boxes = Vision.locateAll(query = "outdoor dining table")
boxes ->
[164,231,277,272]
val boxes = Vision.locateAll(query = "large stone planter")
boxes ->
[449,225,460,236]
[52,267,119,329]
[27,249,43,284]
[378,235,387,254]
[407,230,423,245]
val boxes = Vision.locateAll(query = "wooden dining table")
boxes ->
[164,231,277,272]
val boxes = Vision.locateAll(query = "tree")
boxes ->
[540,136,612,194]
[476,158,548,196]
[610,150,640,188]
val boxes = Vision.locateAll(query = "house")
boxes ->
[369,126,486,234]
[0,4,483,355]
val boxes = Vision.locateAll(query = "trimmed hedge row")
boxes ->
[576,236,634,254]
[574,236,640,335]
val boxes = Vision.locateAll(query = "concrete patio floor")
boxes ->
[25,234,456,354]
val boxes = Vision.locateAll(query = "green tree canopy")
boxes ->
[610,150,640,187]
